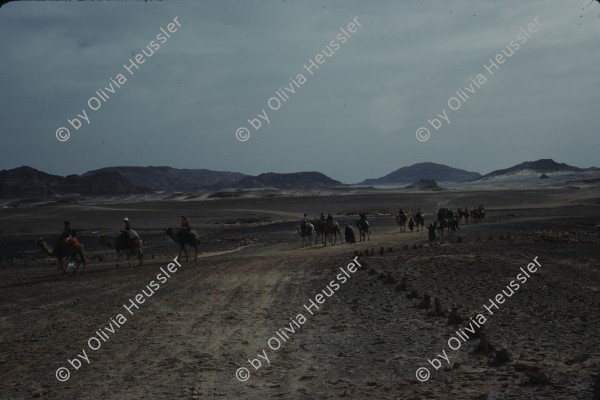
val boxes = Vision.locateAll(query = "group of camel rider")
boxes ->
[301,212,336,228]
[59,215,194,243]
[302,212,368,228]
[301,213,358,243]
[398,208,422,217]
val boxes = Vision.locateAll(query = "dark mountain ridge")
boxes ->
[1,159,593,198]
[362,162,481,185]
[0,166,344,198]
[0,166,151,198]
[481,159,584,178]
[232,172,343,189]
[405,179,446,191]
[84,166,247,192]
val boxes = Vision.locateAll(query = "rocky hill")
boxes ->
[84,166,247,192]
[0,166,344,197]
[405,179,445,191]
[0,166,63,198]
[481,159,583,179]
[231,172,343,189]
[0,166,151,198]
[361,162,480,185]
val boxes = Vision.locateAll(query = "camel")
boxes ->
[296,223,313,248]
[470,209,483,224]
[478,204,486,219]
[324,220,342,246]
[99,232,143,267]
[458,207,470,224]
[37,237,86,277]
[414,212,425,231]
[434,219,448,238]
[447,216,460,237]
[395,213,408,232]
[437,207,450,222]
[356,219,370,242]
[312,219,326,245]
[166,228,199,261]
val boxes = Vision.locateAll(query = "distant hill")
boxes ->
[70,171,151,195]
[0,166,344,198]
[0,166,151,198]
[84,166,247,192]
[362,162,480,185]
[86,167,342,191]
[0,166,63,198]
[481,159,583,179]
[405,179,445,191]
[231,172,343,189]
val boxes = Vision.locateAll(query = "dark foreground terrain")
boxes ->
[0,188,599,399]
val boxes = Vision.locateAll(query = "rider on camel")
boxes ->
[61,221,75,239]
[359,213,369,227]
[123,217,140,240]
[60,221,79,249]
[180,215,191,231]
[301,213,310,229]
[179,215,197,239]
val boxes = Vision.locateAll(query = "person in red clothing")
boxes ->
[60,221,80,249]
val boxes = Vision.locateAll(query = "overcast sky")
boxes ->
[1,0,598,183]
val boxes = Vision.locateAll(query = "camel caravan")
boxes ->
[297,213,343,248]
[36,205,486,276]
[297,213,369,248]
[297,204,486,248]
[37,216,200,278]
[393,204,486,239]
[426,204,486,242]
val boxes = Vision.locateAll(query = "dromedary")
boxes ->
[434,218,448,238]
[99,232,143,267]
[166,228,200,261]
[313,219,325,245]
[356,219,370,242]
[296,223,313,248]
[324,220,343,246]
[37,238,86,277]
[395,214,408,232]
[414,212,425,231]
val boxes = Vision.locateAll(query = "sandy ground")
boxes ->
[0,188,599,399]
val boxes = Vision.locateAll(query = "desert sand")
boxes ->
[0,188,599,399]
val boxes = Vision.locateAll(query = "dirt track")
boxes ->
[1,189,599,399]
